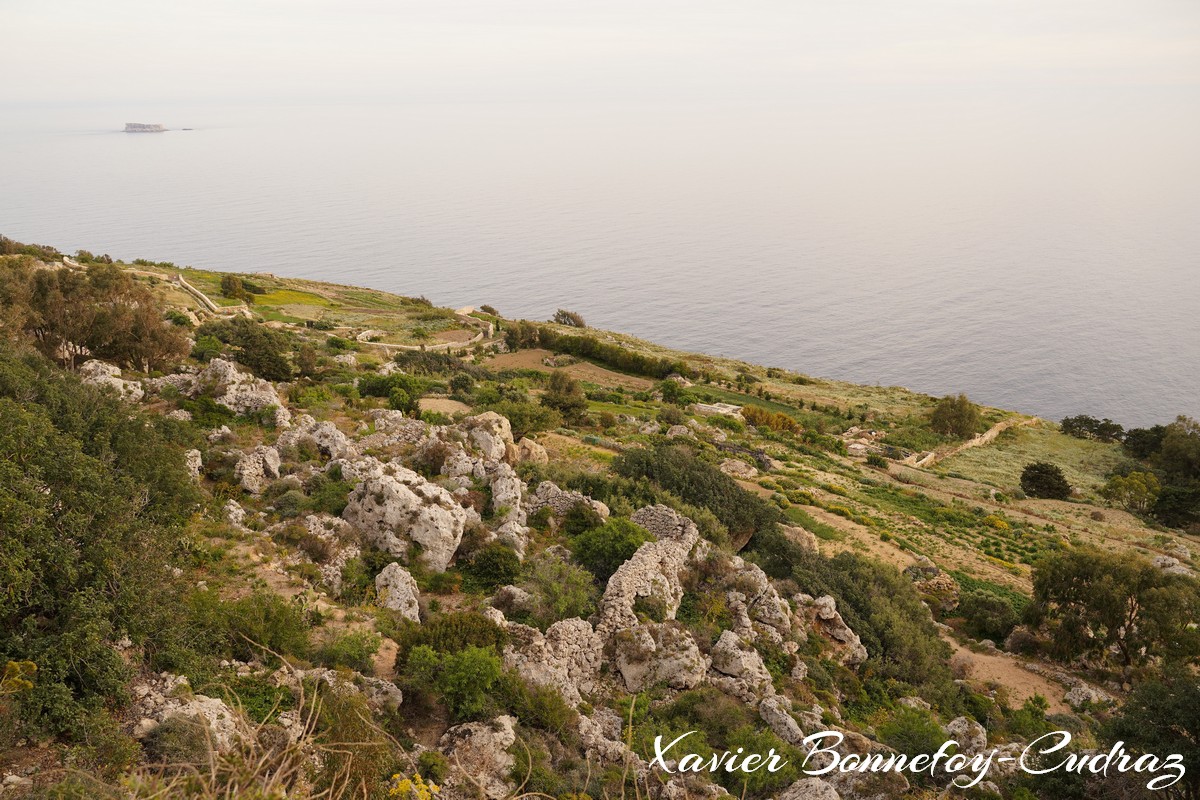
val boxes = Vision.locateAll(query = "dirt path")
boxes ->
[943,636,1069,714]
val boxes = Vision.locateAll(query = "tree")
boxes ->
[17,263,188,370]
[570,518,652,582]
[196,316,292,381]
[552,309,586,327]
[295,343,318,378]
[929,393,981,439]
[1021,461,1072,499]
[541,370,588,424]
[1100,471,1161,514]
[220,274,253,303]
[1027,547,1200,673]
[1060,415,1124,442]
[1105,665,1200,800]
[1124,425,1168,460]
[1156,416,1200,486]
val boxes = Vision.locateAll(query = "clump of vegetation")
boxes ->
[929,393,981,439]
[1020,461,1072,499]
[552,308,586,327]
[570,517,652,582]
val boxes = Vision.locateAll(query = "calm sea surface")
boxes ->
[2,103,1197,427]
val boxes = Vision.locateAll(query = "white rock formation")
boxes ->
[611,623,706,692]
[596,506,699,635]
[375,562,421,622]
[341,465,467,571]
[79,359,144,402]
[461,411,514,461]
[439,716,518,800]
[196,358,290,425]
[759,695,806,745]
[129,673,243,753]
[185,449,203,479]
[516,436,549,464]
[502,618,603,706]
[276,414,357,460]
[234,445,282,494]
[709,630,774,703]
[525,480,610,520]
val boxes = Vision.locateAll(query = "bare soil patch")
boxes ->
[420,397,472,415]
[485,349,653,391]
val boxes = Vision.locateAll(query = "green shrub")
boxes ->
[314,629,382,672]
[462,542,522,592]
[957,589,1021,643]
[496,671,578,734]
[878,706,946,760]
[141,713,210,765]
[186,590,312,663]
[417,750,449,783]
[1020,461,1072,500]
[406,645,502,720]
[570,518,651,582]
[516,555,599,630]
[561,501,604,537]
[393,612,507,670]
[930,393,982,439]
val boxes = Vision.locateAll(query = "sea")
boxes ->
[2,102,1197,427]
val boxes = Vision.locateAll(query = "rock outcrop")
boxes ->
[709,630,774,703]
[234,445,282,494]
[610,623,706,692]
[79,359,144,402]
[525,480,610,521]
[276,414,357,460]
[502,618,603,705]
[461,411,515,462]
[596,505,698,635]
[375,563,421,622]
[516,436,549,464]
[439,716,518,800]
[130,673,243,753]
[341,465,467,571]
[796,594,867,667]
[197,358,290,425]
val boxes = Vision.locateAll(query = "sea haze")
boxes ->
[1,102,1197,427]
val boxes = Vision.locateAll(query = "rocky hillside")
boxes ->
[1,241,1197,800]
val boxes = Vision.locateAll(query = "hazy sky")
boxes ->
[4,0,1199,107]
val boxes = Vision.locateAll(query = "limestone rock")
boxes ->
[944,716,986,756]
[611,623,706,692]
[235,445,282,494]
[197,358,289,424]
[79,359,144,402]
[185,449,203,479]
[665,424,693,439]
[759,695,806,745]
[129,673,243,753]
[489,462,525,525]
[461,411,514,462]
[375,563,421,622]
[709,631,774,703]
[1064,684,1115,708]
[597,506,699,635]
[516,436,549,464]
[342,465,467,571]
[439,716,518,800]
[525,480,609,521]
[719,458,759,479]
[796,594,867,666]
[276,414,357,460]
[503,618,603,705]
